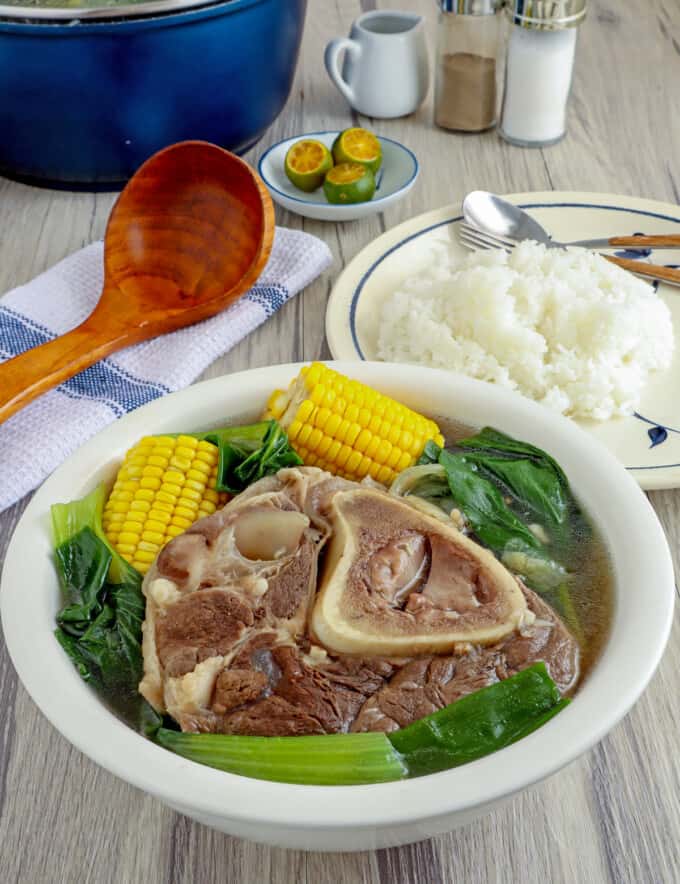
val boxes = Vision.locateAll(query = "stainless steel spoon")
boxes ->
[462,190,680,251]
[461,190,680,288]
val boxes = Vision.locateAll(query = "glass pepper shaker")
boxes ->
[433,0,502,133]
[500,0,587,147]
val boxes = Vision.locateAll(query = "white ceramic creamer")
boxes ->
[324,10,429,119]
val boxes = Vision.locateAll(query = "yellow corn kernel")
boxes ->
[345,450,362,476]
[147,454,169,468]
[133,489,155,503]
[184,478,206,493]
[169,455,192,472]
[386,447,402,470]
[345,403,359,424]
[373,440,392,465]
[163,469,185,485]
[357,455,372,478]
[326,439,342,463]
[144,519,168,533]
[316,434,333,458]
[287,419,302,442]
[187,466,209,481]
[336,444,352,469]
[165,525,185,539]
[297,424,313,447]
[345,423,361,447]
[142,530,165,546]
[297,399,315,423]
[160,482,182,497]
[152,500,174,515]
[307,427,323,452]
[133,550,157,565]
[377,465,394,484]
[396,451,413,473]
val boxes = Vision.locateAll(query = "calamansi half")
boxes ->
[284,139,334,192]
[332,128,382,174]
[323,163,376,205]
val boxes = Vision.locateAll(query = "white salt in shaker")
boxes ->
[499,0,587,147]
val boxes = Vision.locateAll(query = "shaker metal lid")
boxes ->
[440,0,499,14]
[504,0,587,29]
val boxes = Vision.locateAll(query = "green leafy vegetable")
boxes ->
[52,485,161,735]
[193,420,302,494]
[387,662,568,777]
[155,730,407,785]
[457,428,574,544]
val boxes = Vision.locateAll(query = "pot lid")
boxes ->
[0,0,225,23]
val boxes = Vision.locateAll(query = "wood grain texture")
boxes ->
[1,0,679,881]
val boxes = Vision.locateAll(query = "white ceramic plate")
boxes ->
[326,192,680,490]
[0,362,674,851]
[257,131,418,221]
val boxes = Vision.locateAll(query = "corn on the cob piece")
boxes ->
[102,434,229,574]
[264,363,444,485]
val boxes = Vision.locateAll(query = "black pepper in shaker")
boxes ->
[434,0,502,133]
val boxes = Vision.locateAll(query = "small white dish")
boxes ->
[257,131,418,222]
[0,361,674,851]
[326,192,680,489]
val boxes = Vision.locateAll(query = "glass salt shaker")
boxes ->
[434,0,502,133]
[500,0,587,147]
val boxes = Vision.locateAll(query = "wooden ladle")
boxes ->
[0,140,275,425]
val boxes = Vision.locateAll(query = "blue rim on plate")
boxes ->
[257,130,419,207]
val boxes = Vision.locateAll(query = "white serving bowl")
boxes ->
[0,362,674,851]
[258,132,418,221]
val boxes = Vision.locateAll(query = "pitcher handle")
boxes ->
[324,38,361,106]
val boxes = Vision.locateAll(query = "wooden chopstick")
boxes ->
[605,255,680,286]
[608,235,680,247]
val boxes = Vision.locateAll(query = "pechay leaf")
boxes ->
[418,439,443,466]
[387,662,567,777]
[193,420,302,493]
[55,527,112,637]
[52,484,159,734]
[457,427,572,535]
[438,450,543,556]
[156,730,407,786]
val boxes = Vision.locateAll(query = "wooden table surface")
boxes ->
[1,0,680,881]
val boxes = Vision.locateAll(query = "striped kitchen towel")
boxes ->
[0,227,332,512]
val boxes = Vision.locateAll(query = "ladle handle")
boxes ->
[0,314,134,425]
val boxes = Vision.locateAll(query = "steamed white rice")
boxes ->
[377,241,674,420]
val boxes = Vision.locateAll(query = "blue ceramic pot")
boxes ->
[0,0,307,188]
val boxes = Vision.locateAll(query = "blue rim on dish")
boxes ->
[257,130,419,207]
[346,200,680,473]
